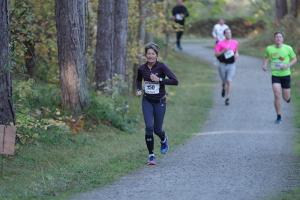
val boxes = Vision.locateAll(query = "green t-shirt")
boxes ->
[264,44,296,77]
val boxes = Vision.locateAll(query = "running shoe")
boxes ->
[147,154,156,165]
[160,137,169,154]
[225,98,229,106]
[275,118,282,124]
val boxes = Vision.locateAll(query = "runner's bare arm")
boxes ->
[283,57,297,69]
[136,68,143,96]
[262,58,269,71]
[234,50,239,61]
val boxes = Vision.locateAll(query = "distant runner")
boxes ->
[136,43,178,165]
[172,0,189,51]
[215,28,239,106]
[212,18,229,44]
[262,31,297,124]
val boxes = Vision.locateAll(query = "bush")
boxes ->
[13,78,139,145]
[13,79,69,144]
[84,93,138,132]
[188,17,265,37]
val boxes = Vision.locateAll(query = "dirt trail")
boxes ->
[71,41,300,200]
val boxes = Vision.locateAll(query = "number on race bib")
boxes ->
[271,61,283,70]
[224,50,234,59]
[175,14,183,20]
[144,82,160,94]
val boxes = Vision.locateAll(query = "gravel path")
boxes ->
[71,42,300,200]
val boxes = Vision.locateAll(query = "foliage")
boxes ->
[127,0,140,64]
[277,16,300,53]
[248,0,273,20]
[188,17,265,37]
[85,75,139,132]
[12,77,139,145]
[10,0,57,82]
[13,79,70,144]
[10,0,35,75]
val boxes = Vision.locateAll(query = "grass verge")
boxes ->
[0,50,215,200]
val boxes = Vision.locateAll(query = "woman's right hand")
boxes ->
[136,90,142,96]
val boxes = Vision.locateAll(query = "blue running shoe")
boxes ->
[160,137,169,154]
[147,154,156,165]
[275,118,282,124]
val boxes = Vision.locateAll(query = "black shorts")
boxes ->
[272,75,291,89]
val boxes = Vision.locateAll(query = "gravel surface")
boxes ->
[71,42,300,200]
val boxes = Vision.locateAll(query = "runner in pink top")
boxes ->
[214,28,239,106]
[215,39,238,55]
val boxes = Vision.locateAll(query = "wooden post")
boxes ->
[0,125,16,177]
[0,155,3,177]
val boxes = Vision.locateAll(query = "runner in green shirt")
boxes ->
[262,31,297,124]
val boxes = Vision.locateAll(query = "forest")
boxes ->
[1,0,300,199]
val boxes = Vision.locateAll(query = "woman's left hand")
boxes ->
[150,74,159,82]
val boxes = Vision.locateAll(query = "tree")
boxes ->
[131,0,146,92]
[78,0,88,74]
[291,0,298,17]
[113,0,128,78]
[95,0,128,91]
[95,0,114,90]
[55,0,89,114]
[0,0,15,125]
[276,0,288,23]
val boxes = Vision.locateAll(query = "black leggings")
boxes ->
[142,97,166,154]
[176,31,184,48]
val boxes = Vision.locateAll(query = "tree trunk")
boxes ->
[0,0,15,125]
[163,0,170,59]
[55,0,89,114]
[138,0,146,49]
[78,0,88,75]
[95,0,114,90]
[24,40,35,77]
[113,0,128,78]
[291,0,298,17]
[276,0,288,23]
[132,0,147,93]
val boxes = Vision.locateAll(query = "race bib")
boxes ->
[224,50,234,59]
[271,61,283,70]
[144,81,160,94]
[175,14,183,20]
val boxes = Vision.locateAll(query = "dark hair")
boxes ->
[145,42,159,55]
[274,31,284,38]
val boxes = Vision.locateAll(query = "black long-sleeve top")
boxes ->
[136,61,178,100]
[172,5,189,25]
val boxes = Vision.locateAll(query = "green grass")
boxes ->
[240,40,300,200]
[0,50,215,200]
